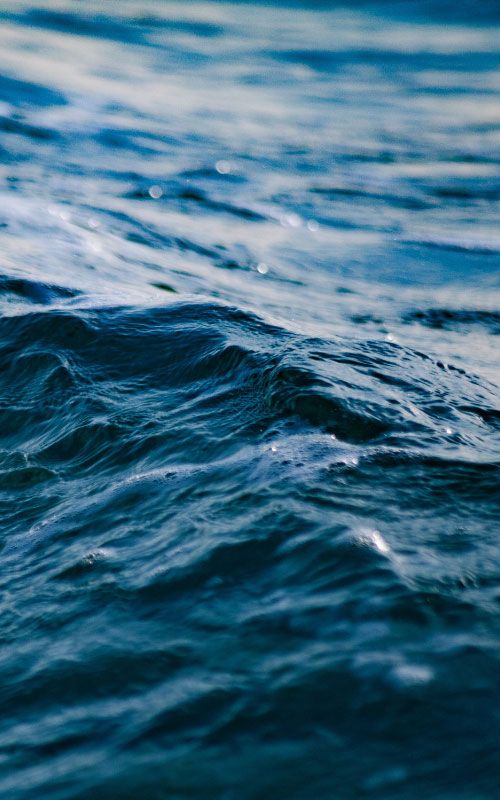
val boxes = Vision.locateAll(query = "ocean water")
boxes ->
[0,1,499,797]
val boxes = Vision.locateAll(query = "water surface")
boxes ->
[0,2,499,798]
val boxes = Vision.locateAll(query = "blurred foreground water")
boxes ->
[0,2,499,798]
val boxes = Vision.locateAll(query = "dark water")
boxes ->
[0,1,499,797]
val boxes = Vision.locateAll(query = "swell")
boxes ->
[1,301,495,458]
[1,301,497,556]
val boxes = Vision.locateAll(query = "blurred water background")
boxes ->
[0,1,499,798]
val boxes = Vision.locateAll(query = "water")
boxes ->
[0,1,499,797]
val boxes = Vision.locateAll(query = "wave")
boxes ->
[0,1,499,796]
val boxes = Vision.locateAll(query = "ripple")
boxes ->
[0,1,499,797]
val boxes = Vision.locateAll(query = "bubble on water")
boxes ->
[87,217,100,229]
[148,185,163,199]
[445,426,453,435]
[216,160,233,175]
[257,262,269,274]
[307,219,319,232]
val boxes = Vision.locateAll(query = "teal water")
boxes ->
[0,2,499,798]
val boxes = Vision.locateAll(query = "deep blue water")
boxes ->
[0,2,499,798]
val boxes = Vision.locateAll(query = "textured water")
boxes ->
[0,1,499,798]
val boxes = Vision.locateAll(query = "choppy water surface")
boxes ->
[0,1,499,797]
